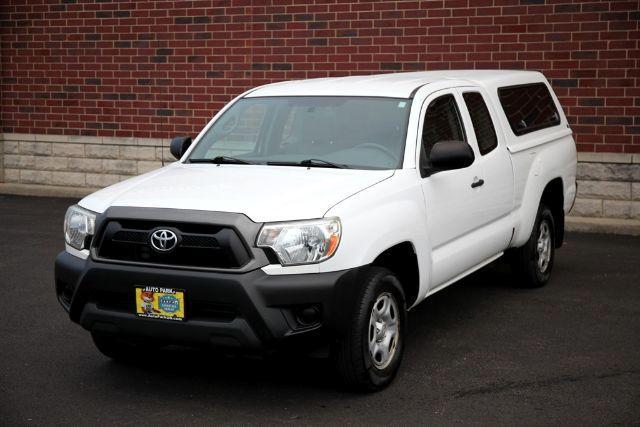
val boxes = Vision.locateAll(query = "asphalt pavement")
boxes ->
[1,194,639,425]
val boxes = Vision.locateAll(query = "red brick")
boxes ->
[0,1,637,153]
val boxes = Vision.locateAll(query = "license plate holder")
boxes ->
[135,286,185,322]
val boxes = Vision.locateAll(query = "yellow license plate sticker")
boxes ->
[135,286,185,321]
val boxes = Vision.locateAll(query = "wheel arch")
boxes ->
[513,174,566,249]
[371,241,420,308]
[540,177,565,248]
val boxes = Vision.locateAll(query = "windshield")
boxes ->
[188,96,412,170]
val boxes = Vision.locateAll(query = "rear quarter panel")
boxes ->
[509,129,577,247]
[483,76,578,247]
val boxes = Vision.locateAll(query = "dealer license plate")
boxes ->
[135,286,185,321]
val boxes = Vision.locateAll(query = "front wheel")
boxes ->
[509,204,556,288]
[334,267,406,392]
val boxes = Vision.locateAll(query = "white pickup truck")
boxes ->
[56,70,577,391]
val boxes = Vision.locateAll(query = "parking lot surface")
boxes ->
[1,194,639,425]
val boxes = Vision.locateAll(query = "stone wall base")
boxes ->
[566,216,640,236]
[1,133,172,189]
[572,152,640,221]
[0,182,98,199]
[2,133,639,234]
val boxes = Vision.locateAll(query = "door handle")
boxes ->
[471,178,484,188]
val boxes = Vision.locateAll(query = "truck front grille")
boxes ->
[94,219,252,270]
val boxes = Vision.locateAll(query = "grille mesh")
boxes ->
[95,220,250,269]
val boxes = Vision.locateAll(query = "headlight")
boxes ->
[257,218,341,266]
[64,205,96,250]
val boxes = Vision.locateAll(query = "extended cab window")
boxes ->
[463,92,498,155]
[421,94,466,161]
[498,83,560,136]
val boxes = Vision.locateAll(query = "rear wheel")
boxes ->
[509,203,555,288]
[334,267,406,392]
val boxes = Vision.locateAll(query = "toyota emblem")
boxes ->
[150,229,178,252]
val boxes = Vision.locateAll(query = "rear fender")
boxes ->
[510,134,575,247]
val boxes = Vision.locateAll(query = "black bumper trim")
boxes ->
[82,303,262,348]
[55,251,367,350]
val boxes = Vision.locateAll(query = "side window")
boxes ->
[498,83,561,136]
[463,92,498,155]
[421,94,466,160]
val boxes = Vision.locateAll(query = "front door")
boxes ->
[417,89,498,288]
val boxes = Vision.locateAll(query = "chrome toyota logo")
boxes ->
[150,229,178,252]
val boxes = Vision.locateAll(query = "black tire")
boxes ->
[334,267,407,392]
[509,203,555,288]
[91,332,160,362]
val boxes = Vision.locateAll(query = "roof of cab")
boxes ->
[245,70,545,99]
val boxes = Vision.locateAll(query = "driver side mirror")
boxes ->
[170,136,192,160]
[422,141,474,177]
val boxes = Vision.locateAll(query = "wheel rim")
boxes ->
[536,220,552,273]
[368,292,400,370]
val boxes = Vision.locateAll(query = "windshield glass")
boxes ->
[188,96,412,169]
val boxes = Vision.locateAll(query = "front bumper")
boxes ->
[55,251,365,350]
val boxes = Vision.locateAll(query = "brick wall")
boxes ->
[1,1,638,153]
[1,1,639,232]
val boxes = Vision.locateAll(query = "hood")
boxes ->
[79,163,394,223]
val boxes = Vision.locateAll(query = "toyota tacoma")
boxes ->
[55,70,577,391]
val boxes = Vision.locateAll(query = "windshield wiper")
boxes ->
[267,159,349,169]
[189,156,254,165]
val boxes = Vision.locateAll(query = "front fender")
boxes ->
[322,170,432,303]
[262,170,433,306]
